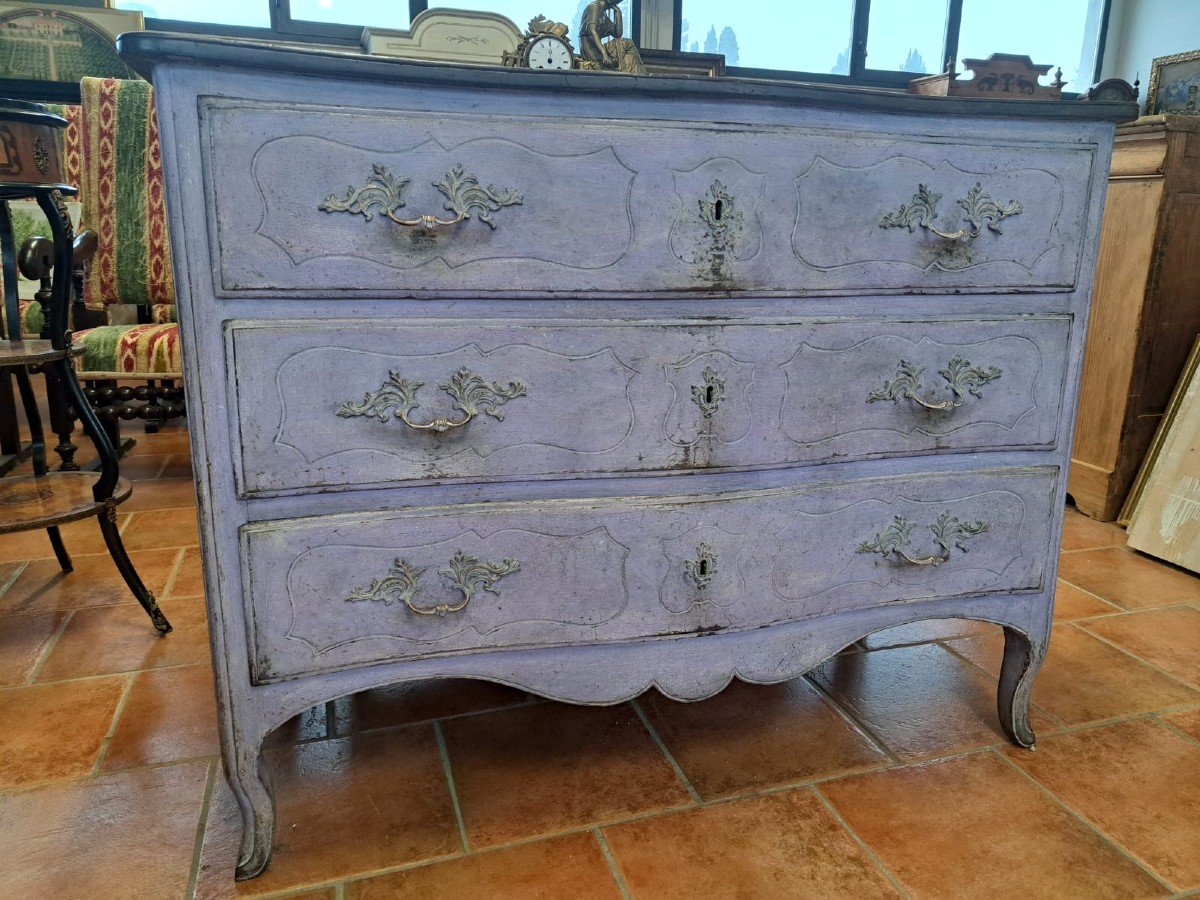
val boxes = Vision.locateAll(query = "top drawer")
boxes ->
[200,98,1096,298]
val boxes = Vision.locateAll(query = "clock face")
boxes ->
[526,35,573,71]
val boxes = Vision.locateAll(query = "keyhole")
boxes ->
[705,385,715,404]
[699,559,708,576]
[713,199,724,221]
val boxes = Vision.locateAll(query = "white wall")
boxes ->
[1102,0,1200,103]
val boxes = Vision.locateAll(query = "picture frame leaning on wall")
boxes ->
[1145,49,1200,117]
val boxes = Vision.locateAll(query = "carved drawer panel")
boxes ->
[201,97,1094,297]
[229,316,1071,497]
[243,466,1056,682]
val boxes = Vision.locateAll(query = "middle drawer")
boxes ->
[228,316,1070,498]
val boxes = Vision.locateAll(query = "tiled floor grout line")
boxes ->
[185,759,218,900]
[628,699,702,804]
[592,828,634,900]
[1072,622,1200,693]
[1154,714,1200,750]
[811,785,914,899]
[1062,604,1192,624]
[23,608,74,685]
[159,547,189,601]
[4,658,209,690]
[991,748,1177,895]
[316,695,546,743]
[90,673,138,777]
[432,720,471,853]
[0,560,27,599]
[0,753,223,796]
[802,672,901,763]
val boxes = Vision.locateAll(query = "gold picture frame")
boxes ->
[0,1,143,97]
[1119,334,1200,525]
[1144,48,1200,116]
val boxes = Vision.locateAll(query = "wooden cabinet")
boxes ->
[1070,116,1200,521]
[122,31,1131,880]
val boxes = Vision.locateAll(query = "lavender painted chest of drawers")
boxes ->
[121,33,1134,879]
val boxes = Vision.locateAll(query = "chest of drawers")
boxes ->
[121,33,1134,880]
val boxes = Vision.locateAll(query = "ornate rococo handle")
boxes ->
[867,355,1001,412]
[857,512,988,567]
[880,182,1022,241]
[346,551,521,616]
[337,367,527,434]
[320,163,523,231]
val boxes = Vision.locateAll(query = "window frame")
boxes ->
[139,0,644,49]
[676,0,1111,93]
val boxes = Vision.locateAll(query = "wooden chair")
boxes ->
[63,78,185,442]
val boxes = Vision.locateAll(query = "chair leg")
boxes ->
[43,365,79,471]
[97,506,172,634]
[0,368,21,457]
[14,366,46,476]
[47,526,72,573]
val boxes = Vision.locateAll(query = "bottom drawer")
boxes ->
[243,466,1056,682]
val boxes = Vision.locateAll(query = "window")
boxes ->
[958,0,1096,93]
[467,2,632,39]
[287,0,409,29]
[114,1,270,28]
[865,0,949,76]
[675,0,1107,90]
[680,1,856,73]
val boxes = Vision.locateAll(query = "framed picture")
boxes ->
[1125,334,1200,571]
[0,2,143,103]
[1120,334,1200,526]
[1145,49,1200,116]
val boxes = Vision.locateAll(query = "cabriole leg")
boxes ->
[997,625,1047,749]
[229,735,276,881]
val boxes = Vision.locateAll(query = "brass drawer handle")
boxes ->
[337,367,527,434]
[691,367,725,419]
[857,512,988,567]
[320,163,523,231]
[685,542,718,589]
[880,182,1021,241]
[346,551,521,616]
[867,355,1001,411]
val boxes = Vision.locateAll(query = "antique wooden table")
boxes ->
[120,32,1135,879]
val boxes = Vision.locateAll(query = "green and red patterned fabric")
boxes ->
[62,78,183,380]
[0,300,44,339]
[74,323,181,377]
[78,77,175,322]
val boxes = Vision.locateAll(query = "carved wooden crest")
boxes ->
[909,53,1066,100]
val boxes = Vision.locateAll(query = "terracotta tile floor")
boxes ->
[3,426,1200,898]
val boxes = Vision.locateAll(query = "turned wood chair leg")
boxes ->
[0,368,18,458]
[43,365,79,471]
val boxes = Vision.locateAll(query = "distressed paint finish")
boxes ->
[244,466,1055,681]
[230,316,1071,497]
[200,97,1095,298]
[121,32,1127,881]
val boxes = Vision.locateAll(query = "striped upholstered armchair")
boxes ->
[66,78,184,437]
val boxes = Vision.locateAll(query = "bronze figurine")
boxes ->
[579,0,646,74]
